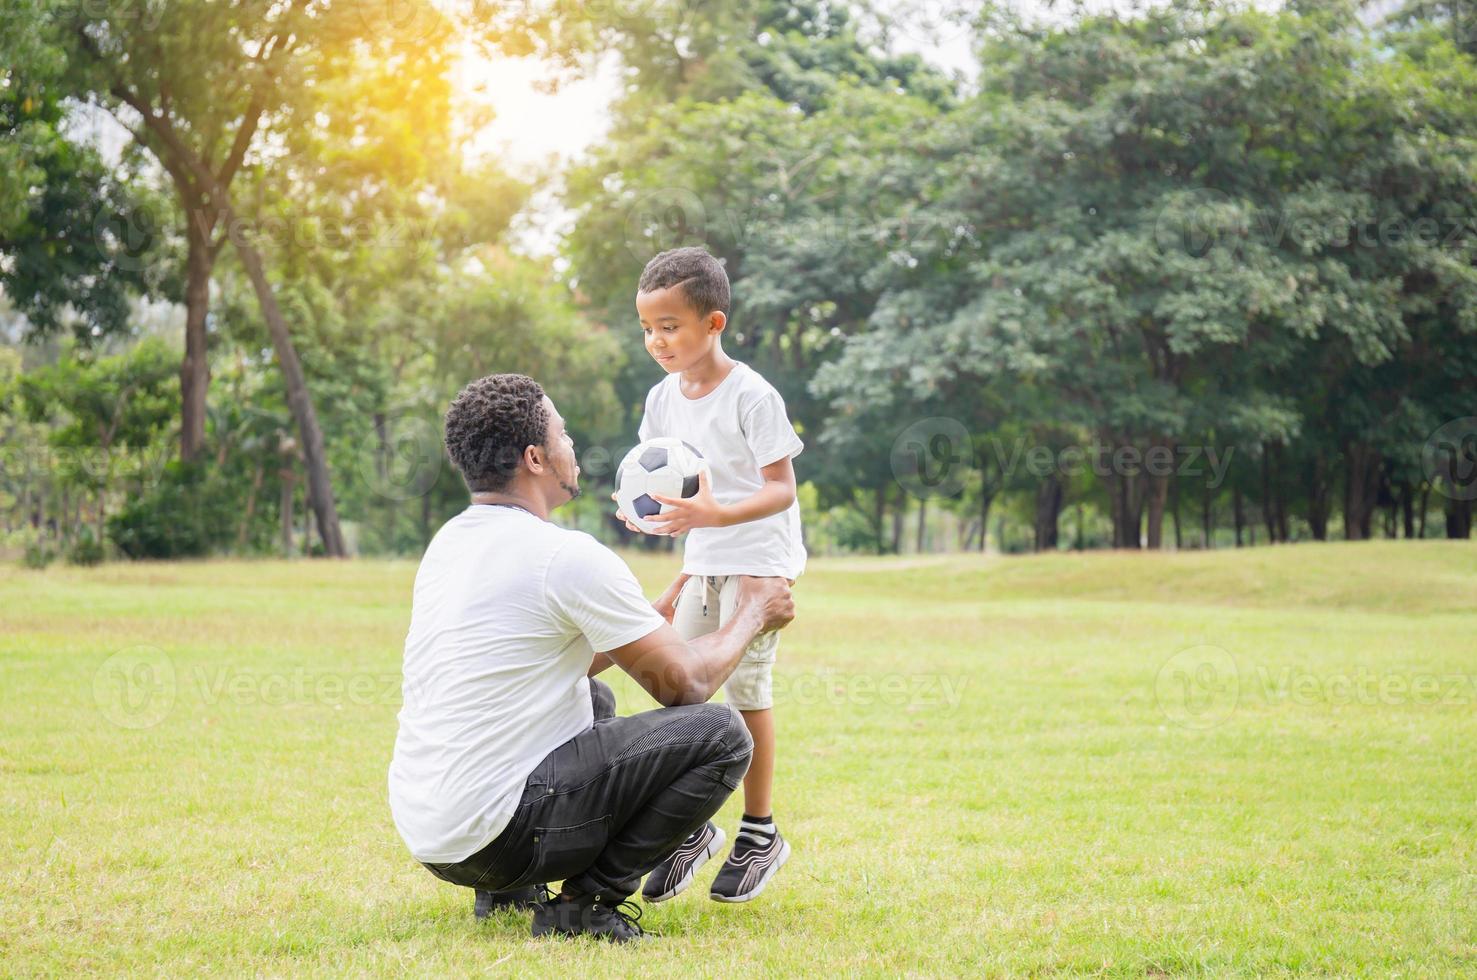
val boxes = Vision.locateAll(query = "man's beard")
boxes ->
[560,479,581,501]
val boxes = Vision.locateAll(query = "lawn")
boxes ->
[2,541,1474,975]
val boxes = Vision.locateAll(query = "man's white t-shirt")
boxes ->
[388,506,664,864]
[638,360,806,579]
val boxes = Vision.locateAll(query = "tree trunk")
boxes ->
[1233,486,1245,547]
[915,496,927,554]
[979,488,994,553]
[1106,456,1145,550]
[1201,483,1213,549]
[1260,449,1279,543]
[1447,497,1473,539]
[890,486,905,555]
[1400,482,1415,539]
[237,461,265,551]
[231,232,346,557]
[1343,443,1380,541]
[1418,484,1430,539]
[280,470,295,556]
[873,484,887,555]
[1274,445,1290,543]
[1307,451,1330,541]
[179,217,215,463]
[1034,475,1063,551]
[1145,473,1169,549]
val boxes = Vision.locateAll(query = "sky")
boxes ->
[453,0,1176,253]
[454,3,986,174]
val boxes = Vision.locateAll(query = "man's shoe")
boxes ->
[709,827,790,903]
[474,884,549,919]
[641,821,726,903]
[531,893,645,943]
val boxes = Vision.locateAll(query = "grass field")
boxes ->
[3,541,1475,975]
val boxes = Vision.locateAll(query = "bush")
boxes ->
[22,534,56,569]
[68,528,106,566]
[108,462,234,559]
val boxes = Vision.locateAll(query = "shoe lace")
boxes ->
[598,898,645,936]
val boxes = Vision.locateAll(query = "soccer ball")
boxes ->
[616,437,708,534]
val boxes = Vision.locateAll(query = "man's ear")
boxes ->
[707,310,727,335]
[523,443,547,474]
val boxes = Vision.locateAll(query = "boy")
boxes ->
[613,246,805,903]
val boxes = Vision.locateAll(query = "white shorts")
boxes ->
[671,574,780,711]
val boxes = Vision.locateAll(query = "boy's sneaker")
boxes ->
[530,893,644,943]
[641,821,726,903]
[709,823,790,903]
[474,884,549,919]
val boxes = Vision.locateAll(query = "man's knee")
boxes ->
[699,703,752,788]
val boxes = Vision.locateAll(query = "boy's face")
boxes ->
[636,284,726,374]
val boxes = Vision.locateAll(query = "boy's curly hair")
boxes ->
[637,246,730,317]
[443,374,549,493]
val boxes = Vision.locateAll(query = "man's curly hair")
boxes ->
[443,374,549,493]
[637,246,730,317]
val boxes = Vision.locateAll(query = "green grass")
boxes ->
[3,541,1475,975]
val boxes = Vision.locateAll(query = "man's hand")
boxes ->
[610,490,650,536]
[733,575,795,634]
[647,468,726,536]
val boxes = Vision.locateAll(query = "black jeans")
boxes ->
[422,678,753,903]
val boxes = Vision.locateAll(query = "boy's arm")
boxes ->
[646,456,796,535]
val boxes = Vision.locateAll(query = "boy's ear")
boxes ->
[707,310,727,335]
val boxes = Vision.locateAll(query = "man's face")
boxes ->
[636,285,725,374]
[541,396,581,504]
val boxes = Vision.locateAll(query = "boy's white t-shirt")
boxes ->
[638,360,806,579]
[388,506,664,864]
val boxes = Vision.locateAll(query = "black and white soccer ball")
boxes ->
[616,437,708,534]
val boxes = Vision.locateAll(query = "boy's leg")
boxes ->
[670,574,721,642]
[708,577,789,902]
[717,575,779,816]
[640,575,733,904]
[737,707,774,817]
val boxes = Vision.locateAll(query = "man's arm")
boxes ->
[599,576,794,706]
[588,571,689,677]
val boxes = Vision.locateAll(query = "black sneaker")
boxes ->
[474,884,549,919]
[641,821,726,903]
[709,825,790,903]
[531,893,645,943]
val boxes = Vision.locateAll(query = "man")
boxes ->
[388,373,795,943]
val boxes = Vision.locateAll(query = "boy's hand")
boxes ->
[647,468,726,536]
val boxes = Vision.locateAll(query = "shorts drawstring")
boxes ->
[701,575,709,618]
